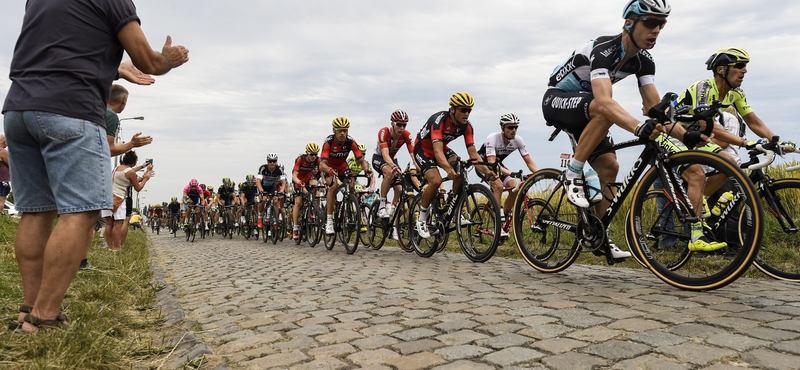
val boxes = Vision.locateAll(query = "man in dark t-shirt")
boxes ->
[2,0,189,333]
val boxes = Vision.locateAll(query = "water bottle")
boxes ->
[585,169,602,203]
[711,191,734,216]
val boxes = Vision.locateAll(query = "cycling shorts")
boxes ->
[413,140,457,173]
[542,89,616,159]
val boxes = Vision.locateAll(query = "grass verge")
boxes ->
[0,216,184,370]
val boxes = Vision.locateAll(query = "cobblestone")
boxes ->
[149,234,800,369]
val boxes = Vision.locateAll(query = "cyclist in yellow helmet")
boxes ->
[320,117,372,235]
[412,92,497,239]
[290,142,322,239]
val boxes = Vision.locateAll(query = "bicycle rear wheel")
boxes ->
[368,202,388,250]
[752,178,800,281]
[409,195,443,258]
[307,202,322,247]
[512,168,581,273]
[394,198,414,252]
[627,151,763,291]
[458,184,501,263]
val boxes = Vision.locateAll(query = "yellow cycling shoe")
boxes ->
[688,237,727,252]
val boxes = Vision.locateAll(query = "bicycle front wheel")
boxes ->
[340,195,360,254]
[752,178,800,281]
[627,150,763,291]
[512,168,581,273]
[457,184,501,263]
[368,202,388,250]
[394,197,414,252]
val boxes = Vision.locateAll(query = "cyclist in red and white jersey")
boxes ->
[373,109,419,219]
[291,142,322,239]
[413,92,496,239]
[319,117,372,235]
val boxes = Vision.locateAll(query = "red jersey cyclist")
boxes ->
[374,109,419,219]
[291,142,322,239]
[182,178,204,228]
[413,92,497,239]
[319,117,372,235]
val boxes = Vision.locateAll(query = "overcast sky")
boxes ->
[2,0,799,206]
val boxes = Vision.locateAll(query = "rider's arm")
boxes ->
[523,155,538,173]
[742,112,776,141]
[592,78,642,133]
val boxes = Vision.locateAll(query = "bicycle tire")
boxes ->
[458,184,502,263]
[752,178,800,281]
[627,150,763,291]
[629,189,693,270]
[307,201,322,247]
[360,202,372,248]
[368,202,388,250]
[341,195,360,254]
[271,211,280,244]
[393,198,414,252]
[409,194,441,258]
[512,168,581,273]
[323,203,336,250]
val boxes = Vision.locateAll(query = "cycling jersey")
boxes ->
[347,156,363,173]
[257,164,283,192]
[321,134,363,172]
[183,185,203,205]
[293,154,320,184]
[168,201,181,215]
[478,132,531,164]
[415,111,475,158]
[239,181,257,203]
[677,78,753,132]
[217,184,235,200]
[375,126,414,158]
[547,33,656,92]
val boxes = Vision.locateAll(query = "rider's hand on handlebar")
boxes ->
[683,131,712,149]
[634,119,663,141]
[328,169,337,178]
[446,167,459,180]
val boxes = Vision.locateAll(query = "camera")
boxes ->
[145,158,153,165]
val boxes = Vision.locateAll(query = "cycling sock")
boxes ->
[419,206,428,223]
[690,221,703,242]
[327,215,333,224]
[379,197,386,208]
[566,159,585,180]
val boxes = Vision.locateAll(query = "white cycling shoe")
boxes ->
[415,220,431,239]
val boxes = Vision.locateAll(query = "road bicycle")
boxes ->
[514,94,765,290]
[168,212,180,237]
[294,184,326,247]
[185,204,202,242]
[367,169,423,251]
[261,191,287,245]
[323,171,370,254]
[217,205,235,239]
[408,158,502,263]
[241,202,258,240]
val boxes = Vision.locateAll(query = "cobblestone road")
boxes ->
[149,232,800,370]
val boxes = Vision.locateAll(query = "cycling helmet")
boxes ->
[705,47,750,70]
[390,109,409,123]
[171,196,178,202]
[246,174,255,182]
[306,142,320,154]
[222,177,231,186]
[622,0,671,19]
[207,185,214,192]
[332,117,351,129]
[190,178,198,186]
[499,113,520,127]
[162,202,167,207]
[449,92,474,107]
[199,183,206,190]
[357,143,367,153]
[266,153,278,162]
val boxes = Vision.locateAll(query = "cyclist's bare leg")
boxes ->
[591,152,619,216]
[503,178,518,216]
[420,168,442,210]
[681,164,706,217]
[326,177,339,216]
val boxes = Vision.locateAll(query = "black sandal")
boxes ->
[21,312,70,331]
[7,305,32,331]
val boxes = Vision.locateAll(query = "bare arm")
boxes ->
[591,78,641,133]
[742,112,776,140]
[117,21,189,75]
[0,150,8,164]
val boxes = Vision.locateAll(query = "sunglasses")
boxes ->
[307,153,318,157]
[505,126,519,131]
[457,107,472,114]
[393,123,407,127]
[729,62,747,69]
[638,17,667,29]
[268,160,277,163]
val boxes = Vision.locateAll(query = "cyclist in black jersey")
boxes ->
[257,153,287,230]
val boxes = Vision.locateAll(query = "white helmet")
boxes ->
[622,0,671,19]
[499,113,520,127]
[266,153,278,162]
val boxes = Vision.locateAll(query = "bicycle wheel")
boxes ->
[628,189,692,270]
[627,150,763,291]
[457,184,501,263]
[360,202,372,248]
[307,202,322,247]
[752,178,800,281]
[512,168,581,273]
[368,202,388,250]
[341,195,360,254]
[323,204,336,250]
[409,195,443,258]
[393,197,414,252]
[271,211,280,245]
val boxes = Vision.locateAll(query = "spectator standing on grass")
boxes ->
[0,134,10,215]
[104,151,152,251]
[3,0,188,332]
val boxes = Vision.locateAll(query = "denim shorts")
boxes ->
[4,111,112,214]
